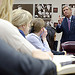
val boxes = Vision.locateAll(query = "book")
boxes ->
[53,55,75,75]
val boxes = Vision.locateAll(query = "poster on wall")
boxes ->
[53,8,58,13]
[35,4,52,26]
[35,4,52,18]
[13,4,33,15]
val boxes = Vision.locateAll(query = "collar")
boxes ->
[30,33,41,41]
[19,29,25,38]
[67,16,72,20]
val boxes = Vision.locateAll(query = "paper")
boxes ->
[52,55,75,75]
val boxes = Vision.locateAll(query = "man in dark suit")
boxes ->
[56,5,75,43]
[0,39,57,75]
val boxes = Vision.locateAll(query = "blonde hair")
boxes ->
[31,18,45,33]
[0,0,13,22]
[12,8,32,27]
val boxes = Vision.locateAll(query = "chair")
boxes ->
[60,41,75,54]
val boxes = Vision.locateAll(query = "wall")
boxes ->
[14,0,75,51]
[14,0,75,22]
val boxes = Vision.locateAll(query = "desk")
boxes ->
[52,55,75,75]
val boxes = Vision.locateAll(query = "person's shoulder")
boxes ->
[0,19,4,21]
[73,15,75,17]
[26,33,33,38]
[26,33,36,39]
[26,33,39,41]
[0,19,10,23]
[0,19,13,27]
[72,15,75,19]
[46,26,55,33]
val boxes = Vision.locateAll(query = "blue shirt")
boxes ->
[19,29,25,38]
[26,33,51,52]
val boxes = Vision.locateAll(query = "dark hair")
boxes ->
[30,26,35,33]
[46,25,56,50]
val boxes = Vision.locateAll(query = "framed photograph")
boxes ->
[35,4,52,18]
[35,4,52,26]
[13,4,33,16]
[53,8,58,13]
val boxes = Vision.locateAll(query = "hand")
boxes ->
[58,15,63,24]
[32,50,52,60]
[41,28,47,41]
[46,51,54,59]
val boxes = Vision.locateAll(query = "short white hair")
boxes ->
[12,8,32,27]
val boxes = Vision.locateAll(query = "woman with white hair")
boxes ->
[12,8,32,37]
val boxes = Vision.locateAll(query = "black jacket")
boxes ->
[46,26,64,55]
[0,39,57,75]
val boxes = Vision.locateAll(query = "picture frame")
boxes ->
[53,8,58,13]
[35,4,52,18]
[13,4,33,16]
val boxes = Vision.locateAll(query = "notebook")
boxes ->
[53,55,75,75]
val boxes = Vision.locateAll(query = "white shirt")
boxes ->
[26,33,51,52]
[0,19,37,55]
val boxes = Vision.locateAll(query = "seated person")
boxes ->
[12,8,32,37]
[0,0,53,59]
[46,25,57,51]
[0,39,57,75]
[26,18,65,55]
[46,25,65,55]
[26,18,52,52]
[12,9,53,58]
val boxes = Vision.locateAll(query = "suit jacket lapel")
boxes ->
[70,15,74,30]
[64,17,69,31]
